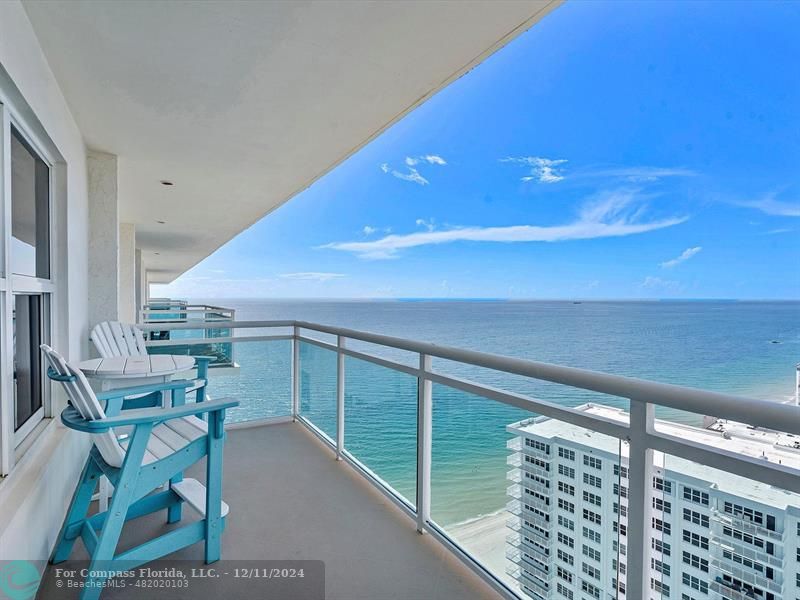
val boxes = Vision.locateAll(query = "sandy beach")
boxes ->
[449,510,517,589]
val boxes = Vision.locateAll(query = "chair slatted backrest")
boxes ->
[91,321,148,358]
[41,344,126,468]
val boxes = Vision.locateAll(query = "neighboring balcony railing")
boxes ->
[137,319,800,600]
[140,300,236,367]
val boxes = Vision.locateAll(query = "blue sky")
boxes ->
[155,1,800,300]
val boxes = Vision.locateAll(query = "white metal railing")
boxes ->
[138,318,800,600]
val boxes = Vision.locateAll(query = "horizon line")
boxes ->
[179,296,800,302]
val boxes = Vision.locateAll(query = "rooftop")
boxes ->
[510,404,800,510]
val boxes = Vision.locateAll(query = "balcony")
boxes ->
[41,422,498,600]
[141,299,238,369]
[41,317,800,599]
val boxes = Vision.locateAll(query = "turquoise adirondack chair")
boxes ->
[41,344,239,600]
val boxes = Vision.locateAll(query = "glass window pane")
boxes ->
[14,294,43,431]
[11,127,50,279]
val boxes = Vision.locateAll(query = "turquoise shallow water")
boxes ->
[198,300,799,525]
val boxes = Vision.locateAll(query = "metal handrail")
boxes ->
[139,317,800,600]
[139,318,800,435]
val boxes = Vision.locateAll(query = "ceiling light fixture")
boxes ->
[160,180,174,186]
[156,220,166,224]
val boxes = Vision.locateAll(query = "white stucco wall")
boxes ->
[88,151,119,327]
[119,222,136,323]
[0,0,91,564]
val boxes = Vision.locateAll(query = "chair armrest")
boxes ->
[62,397,239,433]
[95,379,196,401]
[192,356,216,364]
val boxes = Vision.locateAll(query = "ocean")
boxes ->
[195,300,799,526]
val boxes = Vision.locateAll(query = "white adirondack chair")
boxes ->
[90,321,149,358]
[90,321,210,402]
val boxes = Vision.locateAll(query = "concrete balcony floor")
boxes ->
[44,422,499,600]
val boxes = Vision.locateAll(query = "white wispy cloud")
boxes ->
[363,225,377,235]
[279,272,346,282]
[584,166,696,182]
[381,154,446,185]
[641,276,681,293]
[320,189,687,260]
[415,218,436,232]
[738,193,800,217]
[660,246,702,269]
[502,156,567,183]
[766,227,793,235]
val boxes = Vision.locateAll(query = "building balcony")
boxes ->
[28,316,800,599]
[41,422,498,600]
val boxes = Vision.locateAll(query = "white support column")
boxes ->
[118,222,136,323]
[336,335,345,460]
[626,400,655,599]
[134,248,143,322]
[292,325,300,421]
[87,151,119,327]
[416,353,432,533]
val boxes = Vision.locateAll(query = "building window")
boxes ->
[557,548,574,566]
[653,518,671,535]
[583,455,602,470]
[583,491,602,507]
[651,557,670,576]
[652,538,671,556]
[682,573,708,594]
[582,562,600,580]
[558,464,575,479]
[558,481,575,496]
[653,497,672,514]
[583,473,602,488]
[558,515,575,531]
[558,447,575,461]
[10,126,50,279]
[582,544,601,562]
[2,120,54,459]
[13,294,45,433]
[683,486,709,506]
[651,578,670,597]
[583,526,601,544]
[557,566,573,583]
[583,508,601,525]
[682,551,709,572]
[525,438,550,454]
[682,530,709,550]
[683,508,709,528]
[581,580,601,599]
[653,477,672,494]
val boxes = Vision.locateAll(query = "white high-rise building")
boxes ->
[506,404,800,600]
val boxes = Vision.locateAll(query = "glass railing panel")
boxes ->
[298,340,337,440]
[430,356,631,415]
[343,355,418,508]
[148,339,235,367]
[203,340,292,423]
[430,382,623,600]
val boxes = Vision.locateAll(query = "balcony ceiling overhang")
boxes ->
[23,0,559,283]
